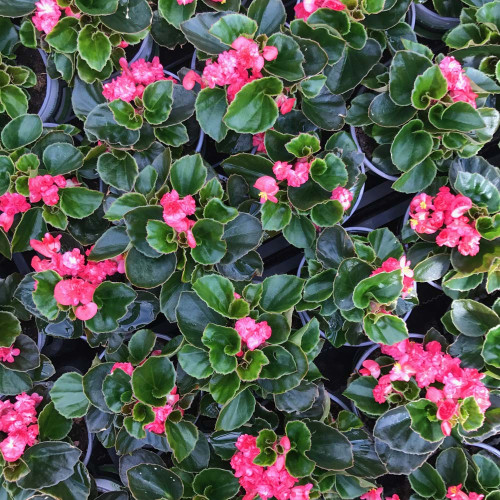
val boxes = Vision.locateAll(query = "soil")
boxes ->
[15,46,47,114]
[69,418,89,458]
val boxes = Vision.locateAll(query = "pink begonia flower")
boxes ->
[75,302,98,321]
[182,39,278,102]
[360,488,383,500]
[276,95,296,114]
[0,193,31,232]
[387,496,401,500]
[234,317,272,351]
[0,345,21,363]
[160,190,197,249]
[231,434,313,500]
[331,186,353,211]
[371,339,491,436]
[54,278,96,307]
[410,187,481,256]
[446,484,484,500]
[29,175,67,206]
[30,233,62,258]
[144,388,180,434]
[359,360,380,379]
[119,40,129,48]
[32,0,61,34]
[439,56,478,108]
[272,161,310,188]
[0,393,42,462]
[102,57,167,102]
[253,133,267,153]
[111,362,134,376]
[177,0,194,4]
[254,176,279,203]
[294,0,345,20]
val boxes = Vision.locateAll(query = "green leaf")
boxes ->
[222,213,262,264]
[46,17,78,52]
[259,275,304,313]
[333,258,376,311]
[77,26,111,72]
[389,50,433,106]
[178,345,213,378]
[128,464,183,500]
[192,469,240,500]
[195,87,229,142]
[125,205,163,258]
[391,159,437,194]
[224,77,283,133]
[209,372,240,404]
[0,0,36,17]
[247,0,285,36]
[180,12,229,54]
[132,355,176,407]
[59,187,103,219]
[143,80,174,125]
[265,33,305,81]
[303,269,335,303]
[283,215,316,249]
[473,454,500,490]
[129,329,156,364]
[316,225,355,269]
[103,368,132,412]
[483,325,500,368]
[109,99,143,130]
[216,388,255,430]
[155,123,189,147]
[32,270,61,321]
[451,299,499,337]
[428,102,486,132]
[477,214,500,240]
[368,92,416,127]
[105,194,147,221]
[17,442,81,490]
[166,420,199,462]
[0,85,28,119]
[75,0,118,14]
[363,313,409,345]
[125,248,177,288]
[411,65,448,110]
[305,420,353,470]
[436,448,467,486]
[38,402,72,441]
[43,143,84,176]
[353,270,403,309]
[193,275,249,318]
[50,372,90,418]
[310,153,348,191]
[409,462,447,499]
[1,114,42,150]
[100,0,152,34]
[209,14,257,45]
[146,220,177,254]
[170,154,207,196]
[159,0,196,29]
[88,226,130,261]
[11,207,46,252]
[0,311,21,348]
[191,219,227,265]
[391,120,433,172]
[85,281,136,333]
[460,396,484,431]
[202,323,240,374]
[286,133,320,158]
[344,376,389,416]
[97,151,138,192]
[454,171,500,213]
[413,254,450,282]
[406,399,444,442]
[261,201,292,231]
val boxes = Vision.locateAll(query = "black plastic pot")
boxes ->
[414,3,459,31]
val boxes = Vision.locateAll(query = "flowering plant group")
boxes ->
[0,0,498,499]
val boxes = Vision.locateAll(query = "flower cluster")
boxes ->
[234,317,272,352]
[230,434,313,500]
[32,0,79,34]
[275,95,296,115]
[273,160,311,188]
[370,256,414,299]
[410,187,481,256]
[182,37,278,102]
[110,362,180,435]
[0,192,31,232]
[294,0,346,20]
[253,133,267,153]
[29,174,78,206]
[331,186,353,211]
[0,345,20,363]
[102,57,167,102]
[439,56,478,108]
[361,339,490,436]
[31,233,124,320]
[0,393,42,462]
[160,189,197,249]
[360,488,400,500]
[446,484,484,500]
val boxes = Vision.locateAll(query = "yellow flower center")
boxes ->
[259,191,268,200]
